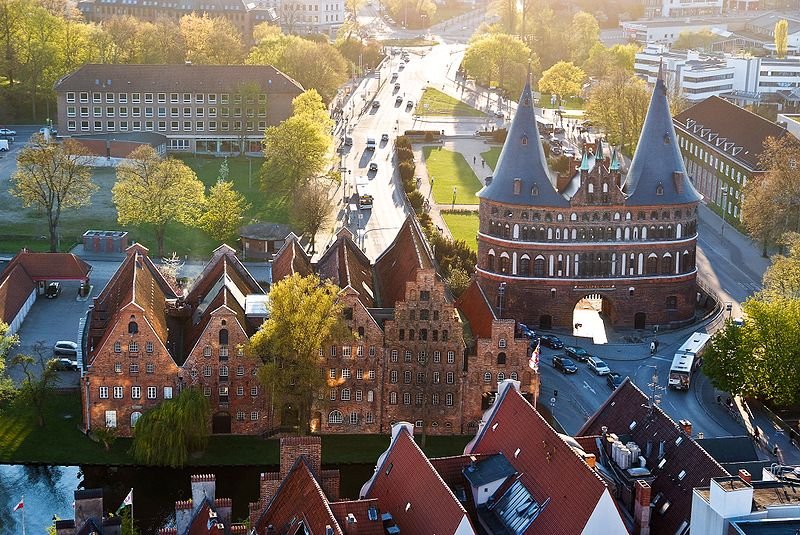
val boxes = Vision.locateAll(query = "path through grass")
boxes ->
[423,146,481,205]
[416,88,484,117]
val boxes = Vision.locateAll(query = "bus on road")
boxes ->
[668,331,711,390]
[356,179,373,210]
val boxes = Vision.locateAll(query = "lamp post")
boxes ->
[452,186,456,209]
[720,185,729,238]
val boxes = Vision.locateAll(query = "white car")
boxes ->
[53,340,78,356]
[587,357,611,376]
[0,128,16,136]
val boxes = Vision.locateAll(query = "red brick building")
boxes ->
[82,244,268,436]
[475,71,702,330]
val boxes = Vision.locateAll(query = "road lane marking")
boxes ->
[583,381,596,395]
[652,356,672,362]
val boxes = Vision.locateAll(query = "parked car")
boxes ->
[518,323,535,339]
[406,100,414,110]
[396,96,404,105]
[607,372,624,389]
[540,335,563,349]
[371,101,380,109]
[369,162,378,172]
[565,345,590,362]
[554,126,565,134]
[549,137,562,147]
[587,356,611,376]
[493,110,504,118]
[552,355,578,374]
[45,281,61,298]
[391,72,398,81]
[343,136,353,146]
[0,128,16,136]
[398,63,405,70]
[53,340,78,356]
[381,133,390,142]
[51,357,79,372]
[394,83,401,91]
[550,146,562,156]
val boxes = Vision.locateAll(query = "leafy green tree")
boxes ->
[569,12,600,64]
[290,179,332,255]
[762,233,800,298]
[584,68,649,154]
[776,19,789,59]
[291,89,334,134]
[0,322,19,408]
[112,145,206,256]
[93,425,118,451]
[703,320,750,397]
[251,273,351,434]
[199,178,251,242]
[383,0,437,28]
[538,61,586,103]
[12,341,60,427]
[462,33,536,96]
[179,13,245,64]
[673,29,719,51]
[130,387,210,467]
[10,136,97,252]
[584,42,638,78]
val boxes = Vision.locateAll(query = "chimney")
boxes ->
[634,480,652,535]
[583,453,596,469]
[215,498,232,526]
[739,469,752,484]
[175,500,194,534]
[280,437,322,478]
[679,419,692,436]
[74,489,104,531]
[344,512,359,535]
[191,474,216,511]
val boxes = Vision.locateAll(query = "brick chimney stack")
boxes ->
[679,419,692,436]
[344,512,360,535]
[739,469,752,484]
[634,479,652,535]
[280,436,322,478]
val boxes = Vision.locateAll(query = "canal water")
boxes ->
[0,463,375,534]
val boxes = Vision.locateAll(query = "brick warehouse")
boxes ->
[475,69,702,330]
[82,244,269,436]
[272,219,534,436]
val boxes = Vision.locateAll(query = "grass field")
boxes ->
[0,392,470,465]
[481,147,501,171]
[416,88,484,117]
[380,38,438,47]
[423,146,481,205]
[0,155,288,258]
[538,94,585,110]
[441,211,479,251]
[430,3,473,24]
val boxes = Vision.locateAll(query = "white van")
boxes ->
[0,139,8,152]
[366,138,377,150]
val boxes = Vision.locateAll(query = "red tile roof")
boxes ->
[0,263,35,324]
[456,279,496,339]
[374,216,435,308]
[254,458,343,535]
[185,245,263,307]
[578,378,729,535]
[316,229,375,308]
[271,233,312,282]
[0,251,92,282]
[362,424,473,534]
[328,499,384,535]
[467,383,616,535]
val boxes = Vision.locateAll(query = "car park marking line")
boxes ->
[651,356,672,362]
[583,381,596,395]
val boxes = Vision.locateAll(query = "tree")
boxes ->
[538,61,586,103]
[12,341,60,427]
[93,425,118,451]
[584,68,649,154]
[462,33,537,96]
[179,13,245,64]
[291,89,334,134]
[0,322,19,408]
[776,19,789,59]
[251,273,351,434]
[762,233,800,298]
[584,42,638,78]
[703,320,751,397]
[10,136,96,252]
[199,177,251,242]
[130,387,210,467]
[569,12,600,65]
[673,29,719,51]
[112,146,206,256]
[291,180,332,255]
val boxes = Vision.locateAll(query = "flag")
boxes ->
[117,489,133,513]
[528,341,541,372]
[13,499,23,512]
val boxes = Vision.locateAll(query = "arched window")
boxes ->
[588,183,594,193]
[533,256,546,277]
[497,372,506,381]
[513,178,522,195]
[510,372,518,380]
[328,410,344,424]
[499,254,510,274]
[503,224,511,239]
[497,352,506,365]
[519,255,531,276]
[681,251,690,272]
[521,136,528,146]
[646,254,658,274]
[219,329,228,345]
[571,212,578,221]
[483,372,492,383]
[521,226,529,240]
[487,250,495,271]
[625,212,632,221]
[513,224,519,239]
[131,411,142,427]
[676,223,682,239]
[661,253,673,274]
[128,321,138,334]
[603,182,609,193]
[367,390,374,402]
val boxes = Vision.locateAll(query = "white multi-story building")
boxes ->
[636,45,800,103]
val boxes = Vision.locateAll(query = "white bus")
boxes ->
[668,332,711,390]
[356,180,373,210]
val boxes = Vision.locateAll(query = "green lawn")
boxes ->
[0,155,288,259]
[441,212,479,251]
[416,88,484,117]
[380,38,438,47]
[423,146,481,205]
[430,3,473,24]
[0,392,470,465]
[538,94,585,110]
[481,147,501,171]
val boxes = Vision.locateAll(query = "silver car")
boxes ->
[587,356,611,376]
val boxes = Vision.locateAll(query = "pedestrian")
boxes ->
[650,341,656,355]
[717,395,722,404]
[773,444,780,456]
[481,159,485,168]
[473,155,476,164]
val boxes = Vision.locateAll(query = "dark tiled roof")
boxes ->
[478,81,568,207]
[0,264,35,324]
[462,453,516,487]
[0,251,92,281]
[254,457,343,535]
[467,383,619,535]
[374,216,434,308]
[271,233,312,282]
[578,378,729,535]
[673,95,788,170]
[54,64,303,94]
[186,245,262,306]
[456,279,496,339]
[696,436,760,463]
[316,229,375,308]
[623,74,702,206]
[70,132,168,146]
[239,222,294,241]
[362,425,473,534]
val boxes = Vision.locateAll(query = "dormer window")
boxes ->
[521,136,528,146]
[531,185,539,196]
[656,183,664,196]
[664,134,670,145]
[128,321,138,334]
[513,178,522,195]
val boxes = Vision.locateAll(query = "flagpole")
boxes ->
[21,495,25,535]
[131,489,133,534]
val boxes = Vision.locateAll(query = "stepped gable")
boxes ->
[374,216,435,308]
[271,232,312,282]
[186,244,263,307]
[578,378,729,535]
[316,228,375,308]
[623,65,701,206]
[478,80,568,208]
[88,244,178,363]
[456,279,496,339]
[360,423,475,534]
[465,381,619,535]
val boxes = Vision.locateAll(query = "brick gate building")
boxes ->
[475,71,701,330]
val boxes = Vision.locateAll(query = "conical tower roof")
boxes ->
[622,68,701,206]
[478,81,568,207]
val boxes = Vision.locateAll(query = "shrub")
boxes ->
[424,131,434,142]
[395,136,412,151]
[398,160,415,183]
[408,190,425,214]
[492,128,507,143]
[396,147,414,163]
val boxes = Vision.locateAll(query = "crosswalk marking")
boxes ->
[652,356,673,363]
[738,282,761,292]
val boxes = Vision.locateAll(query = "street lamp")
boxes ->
[720,185,729,238]
[452,186,457,209]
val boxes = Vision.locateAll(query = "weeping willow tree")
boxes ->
[130,387,210,467]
